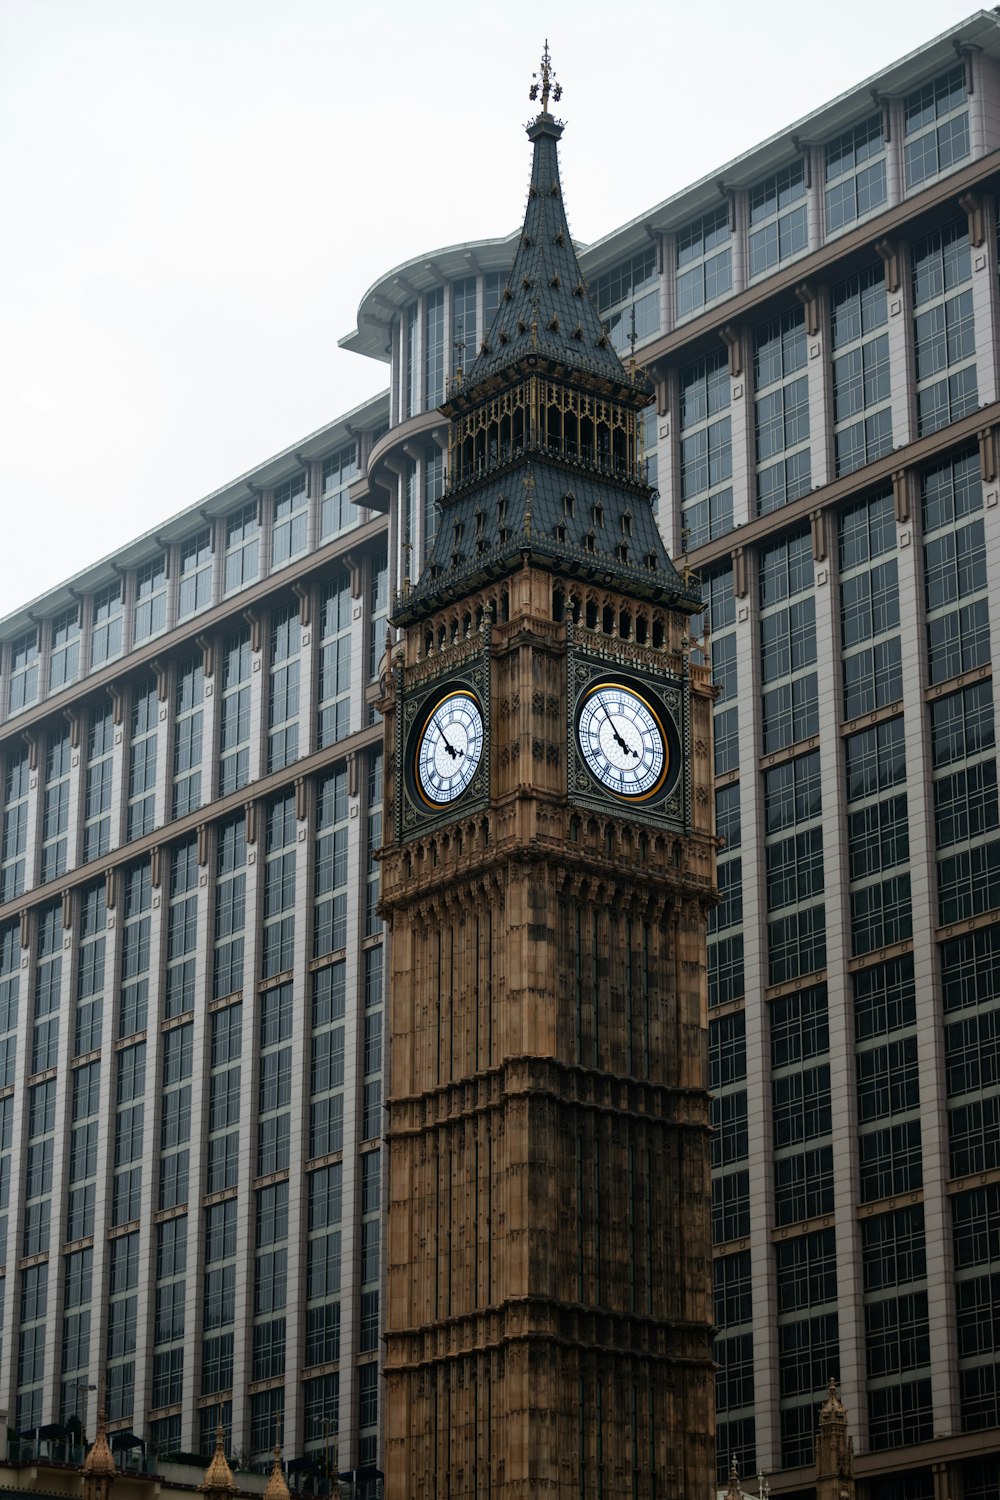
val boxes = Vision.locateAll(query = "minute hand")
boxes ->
[600,700,638,757]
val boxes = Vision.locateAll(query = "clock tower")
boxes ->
[378,49,717,1498]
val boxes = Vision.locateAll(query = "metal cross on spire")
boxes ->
[529,39,562,113]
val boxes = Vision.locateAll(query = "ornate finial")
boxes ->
[264,1442,290,1500]
[724,1454,743,1499]
[756,1470,771,1500]
[198,1425,236,1495]
[453,321,468,383]
[82,1409,116,1480]
[529,39,562,114]
[523,471,535,536]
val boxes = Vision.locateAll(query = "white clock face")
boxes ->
[577,681,668,800]
[415,689,485,807]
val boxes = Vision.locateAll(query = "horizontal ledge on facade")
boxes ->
[0,719,382,927]
[202,1185,238,1208]
[946,1162,1000,1195]
[0,513,388,740]
[856,1187,924,1217]
[643,149,1000,371]
[847,937,914,973]
[764,966,827,1002]
[757,733,821,773]
[924,661,993,701]
[690,397,1000,574]
[771,1210,838,1241]
[840,698,905,738]
[935,907,1000,944]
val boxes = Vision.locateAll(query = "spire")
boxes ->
[396,44,700,627]
[82,1410,116,1480]
[724,1455,746,1498]
[263,1445,291,1500]
[198,1426,237,1498]
[815,1378,855,1500]
[457,45,633,394]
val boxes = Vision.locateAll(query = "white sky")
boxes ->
[0,0,984,614]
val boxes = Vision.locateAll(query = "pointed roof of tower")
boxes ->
[198,1426,237,1495]
[82,1411,116,1480]
[819,1376,848,1425]
[456,43,638,397]
[263,1446,290,1500]
[395,45,701,627]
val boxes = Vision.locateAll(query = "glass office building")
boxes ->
[3,14,1000,1497]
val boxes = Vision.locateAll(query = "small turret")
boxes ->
[815,1378,855,1500]
[81,1409,116,1500]
[198,1425,237,1500]
[263,1444,290,1500]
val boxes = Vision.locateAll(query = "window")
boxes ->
[676,205,732,319]
[49,603,81,690]
[258,974,292,1174]
[777,1228,837,1313]
[774,1145,833,1226]
[178,528,213,617]
[224,501,259,592]
[424,286,445,406]
[594,247,659,351]
[451,276,477,375]
[134,554,167,642]
[214,818,246,1001]
[904,65,969,190]
[713,1168,749,1244]
[424,448,444,555]
[403,300,419,419]
[771,985,829,1067]
[120,860,152,1036]
[41,730,71,880]
[679,350,732,549]
[91,581,124,666]
[754,309,810,515]
[219,627,252,795]
[839,490,901,723]
[368,551,389,682]
[8,626,39,713]
[127,678,158,840]
[83,706,114,860]
[2,750,29,900]
[262,796,296,980]
[760,530,817,754]
[268,601,301,772]
[172,656,204,818]
[314,770,349,960]
[912,220,976,437]
[942,927,1000,1015]
[860,1120,923,1203]
[831,267,891,476]
[825,113,887,233]
[749,162,807,277]
[321,443,359,540]
[318,574,351,748]
[272,471,308,568]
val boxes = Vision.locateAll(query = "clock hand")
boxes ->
[598,698,639,757]
[439,729,463,760]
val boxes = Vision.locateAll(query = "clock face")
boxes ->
[576,680,669,801]
[414,689,485,807]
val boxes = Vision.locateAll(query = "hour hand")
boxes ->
[612,725,638,758]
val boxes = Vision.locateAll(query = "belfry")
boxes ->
[378,46,717,1497]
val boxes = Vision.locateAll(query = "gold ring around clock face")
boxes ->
[576,681,669,800]
[415,689,485,807]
